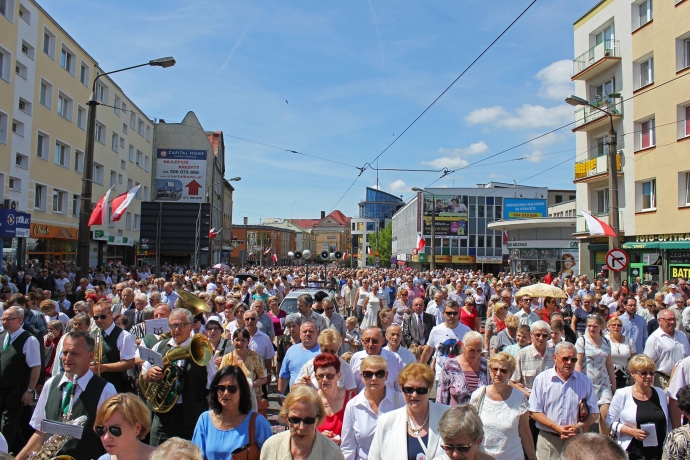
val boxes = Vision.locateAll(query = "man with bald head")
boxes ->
[383,324,416,366]
[350,326,403,391]
[160,282,179,307]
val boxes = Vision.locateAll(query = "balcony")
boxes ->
[573,97,623,132]
[572,40,621,81]
[574,153,621,183]
[575,211,624,235]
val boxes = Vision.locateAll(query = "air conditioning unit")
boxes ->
[3,199,19,211]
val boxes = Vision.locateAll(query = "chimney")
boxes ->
[243,217,248,225]
[321,211,326,219]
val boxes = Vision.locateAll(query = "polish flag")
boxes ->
[111,185,141,222]
[263,246,272,256]
[342,253,348,261]
[209,228,222,239]
[416,235,426,252]
[88,186,114,226]
[271,254,278,263]
[367,246,372,255]
[580,210,616,237]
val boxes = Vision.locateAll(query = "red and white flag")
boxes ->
[271,254,278,263]
[88,186,114,226]
[209,228,222,239]
[416,235,426,252]
[580,210,616,237]
[342,253,348,261]
[263,246,272,256]
[111,185,141,222]
[366,246,372,255]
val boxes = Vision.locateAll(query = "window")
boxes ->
[637,57,654,89]
[121,102,127,116]
[143,186,149,200]
[122,122,128,134]
[118,173,123,184]
[8,177,20,191]
[0,45,11,82]
[54,141,70,167]
[42,29,56,59]
[125,212,132,230]
[15,153,28,169]
[79,62,89,86]
[18,98,31,115]
[93,163,104,185]
[74,150,84,173]
[685,172,690,206]
[34,184,46,210]
[136,150,143,167]
[145,126,151,142]
[128,145,135,162]
[57,92,73,121]
[110,170,117,188]
[636,118,656,150]
[94,121,105,144]
[52,189,66,214]
[144,155,150,172]
[111,133,118,152]
[135,182,142,199]
[39,79,53,108]
[77,106,86,130]
[0,111,6,144]
[0,0,13,19]
[18,4,29,23]
[72,194,81,216]
[555,195,563,204]
[137,118,144,136]
[127,178,133,190]
[36,132,49,159]
[120,159,126,170]
[95,81,108,104]
[12,119,24,136]
[113,96,121,116]
[134,214,140,230]
[595,188,609,214]
[633,0,653,30]
[685,105,690,138]
[15,60,27,79]
[685,39,690,70]
[596,135,613,156]
[60,46,75,75]
[130,111,136,129]
[641,179,656,210]
[119,137,124,148]
[21,40,34,60]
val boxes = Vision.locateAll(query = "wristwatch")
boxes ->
[25,389,36,395]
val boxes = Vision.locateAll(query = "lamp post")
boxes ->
[77,57,175,280]
[566,93,621,290]
[201,176,241,266]
[412,187,436,272]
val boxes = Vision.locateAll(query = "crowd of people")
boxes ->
[2,262,690,459]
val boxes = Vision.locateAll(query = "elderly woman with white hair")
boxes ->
[435,405,495,460]
[437,331,489,406]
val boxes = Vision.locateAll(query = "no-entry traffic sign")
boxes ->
[606,248,629,272]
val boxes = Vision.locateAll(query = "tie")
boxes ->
[136,312,141,324]
[61,381,74,415]
[418,314,425,345]
[2,335,9,351]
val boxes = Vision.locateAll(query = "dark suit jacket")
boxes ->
[403,312,435,347]
[18,280,37,294]
[124,306,142,328]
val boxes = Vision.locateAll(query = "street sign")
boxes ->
[390,257,397,265]
[375,251,380,257]
[606,248,629,272]
[374,256,381,264]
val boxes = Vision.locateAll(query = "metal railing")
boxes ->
[573,39,621,75]
[574,97,623,129]
[574,153,621,180]
[576,211,624,233]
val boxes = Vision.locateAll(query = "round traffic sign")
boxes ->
[390,257,397,264]
[606,248,629,272]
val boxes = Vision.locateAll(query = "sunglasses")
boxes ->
[558,356,578,364]
[445,311,459,316]
[490,367,509,375]
[362,338,379,344]
[216,384,239,394]
[533,333,549,339]
[94,314,109,320]
[442,443,474,454]
[635,371,656,377]
[287,416,317,426]
[315,373,337,381]
[245,317,257,322]
[362,370,386,380]
[95,425,122,437]
[402,386,429,395]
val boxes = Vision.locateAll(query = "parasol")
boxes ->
[515,283,567,299]
[236,271,259,281]
[212,263,231,271]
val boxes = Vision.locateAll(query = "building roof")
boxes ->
[205,131,222,158]
[291,210,351,230]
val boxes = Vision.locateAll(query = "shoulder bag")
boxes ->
[231,412,261,460]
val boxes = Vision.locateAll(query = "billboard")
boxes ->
[421,193,468,239]
[0,209,31,238]
[503,198,547,220]
[155,149,207,202]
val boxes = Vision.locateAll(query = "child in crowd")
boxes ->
[342,316,361,353]
[503,324,531,357]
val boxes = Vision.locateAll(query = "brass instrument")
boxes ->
[92,329,103,376]
[175,289,212,316]
[139,333,212,413]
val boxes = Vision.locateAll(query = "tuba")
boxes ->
[139,333,213,413]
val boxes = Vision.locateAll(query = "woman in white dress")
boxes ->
[355,279,370,325]
[469,352,535,460]
[360,283,382,330]
[605,315,636,391]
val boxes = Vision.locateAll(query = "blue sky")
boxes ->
[42,0,594,222]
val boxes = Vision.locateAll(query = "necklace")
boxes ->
[324,388,341,407]
[406,407,430,435]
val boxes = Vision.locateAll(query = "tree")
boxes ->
[367,221,392,266]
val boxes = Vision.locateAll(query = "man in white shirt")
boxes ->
[420,300,471,385]
[643,308,690,388]
[160,282,179,308]
[92,300,137,393]
[513,294,540,326]
[244,309,275,383]
[601,286,615,306]
[665,284,682,307]
[383,324,416,366]
[426,291,445,326]
[350,327,404,391]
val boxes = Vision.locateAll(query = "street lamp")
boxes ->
[77,57,176,280]
[566,93,621,290]
[412,187,436,272]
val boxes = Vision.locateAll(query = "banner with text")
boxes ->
[421,193,468,239]
[155,149,207,202]
[503,198,547,220]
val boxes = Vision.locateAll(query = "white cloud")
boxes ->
[421,141,488,169]
[522,151,545,163]
[535,60,573,100]
[486,172,505,179]
[388,179,408,192]
[437,141,489,156]
[465,104,572,130]
[370,183,382,190]
[422,157,469,169]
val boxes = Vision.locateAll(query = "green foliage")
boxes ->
[367,221,393,266]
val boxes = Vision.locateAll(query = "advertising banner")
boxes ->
[421,193,468,239]
[560,249,579,277]
[503,198,547,220]
[155,149,207,202]
[452,255,476,264]
[0,209,31,238]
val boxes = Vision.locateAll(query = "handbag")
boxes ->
[476,386,487,414]
[231,412,261,460]
[578,398,590,422]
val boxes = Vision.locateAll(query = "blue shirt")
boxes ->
[192,410,272,460]
[620,312,648,353]
[279,343,320,387]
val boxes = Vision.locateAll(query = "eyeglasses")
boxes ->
[521,298,531,302]
[444,311,459,316]
[1,316,21,322]
[206,327,221,333]
[315,373,337,381]
[609,323,622,328]
[93,314,110,320]
[533,333,549,339]
[558,356,578,364]
[402,386,429,395]
[362,370,386,380]
[362,338,379,344]
[660,317,677,323]
[490,367,509,375]
[635,371,656,377]
[287,416,317,426]
[169,323,190,330]
[216,384,239,394]
[442,443,474,454]
[245,317,257,322]
[95,425,123,437]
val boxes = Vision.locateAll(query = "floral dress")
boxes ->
[576,336,613,405]
[663,425,690,460]
[437,357,489,406]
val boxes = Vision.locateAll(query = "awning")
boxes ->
[658,242,690,250]
[621,242,659,250]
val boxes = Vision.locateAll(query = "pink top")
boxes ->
[268,310,287,336]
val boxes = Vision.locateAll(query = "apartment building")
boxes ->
[573,0,690,281]
[0,0,154,268]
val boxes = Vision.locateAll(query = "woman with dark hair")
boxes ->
[664,385,690,458]
[219,328,268,408]
[192,365,272,460]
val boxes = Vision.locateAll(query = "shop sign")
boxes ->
[93,230,109,241]
[418,253,429,263]
[594,251,607,264]
[107,236,133,246]
[507,240,578,249]
[477,257,503,264]
[434,255,452,263]
[636,233,690,242]
[503,198,547,219]
[30,224,77,239]
[670,265,690,279]
[452,255,476,264]
[669,252,690,265]
[412,255,418,263]
[0,209,31,238]
[396,260,406,266]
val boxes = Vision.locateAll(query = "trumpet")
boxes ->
[92,329,103,376]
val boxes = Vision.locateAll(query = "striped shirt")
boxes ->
[528,368,599,432]
[511,345,555,392]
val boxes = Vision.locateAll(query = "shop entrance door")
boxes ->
[629,264,660,285]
